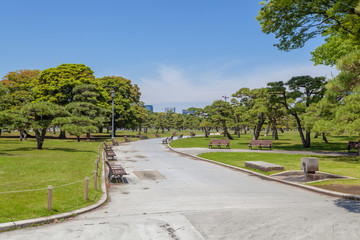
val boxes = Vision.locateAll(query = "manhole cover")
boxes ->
[133,170,166,180]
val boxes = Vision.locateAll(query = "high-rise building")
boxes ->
[164,107,176,113]
[182,109,195,115]
[145,105,153,112]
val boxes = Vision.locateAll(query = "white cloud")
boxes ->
[138,62,338,107]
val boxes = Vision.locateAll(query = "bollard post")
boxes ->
[48,185,53,211]
[84,177,89,200]
[94,170,98,190]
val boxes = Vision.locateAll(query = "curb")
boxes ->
[168,145,360,201]
[0,157,108,232]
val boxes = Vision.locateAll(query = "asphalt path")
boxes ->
[2,138,360,240]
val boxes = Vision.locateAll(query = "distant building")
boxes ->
[145,105,153,112]
[182,109,195,115]
[164,107,176,113]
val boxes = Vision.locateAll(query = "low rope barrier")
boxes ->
[0,172,97,194]
[0,142,104,211]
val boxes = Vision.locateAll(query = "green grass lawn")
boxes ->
[0,135,102,223]
[199,152,360,186]
[169,131,358,152]
[112,129,204,139]
[169,131,360,188]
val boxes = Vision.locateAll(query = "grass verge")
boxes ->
[0,137,102,223]
[170,132,358,152]
[199,152,360,187]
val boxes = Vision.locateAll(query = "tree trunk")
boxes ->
[98,126,103,133]
[86,131,91,140]
[314,132,319,138]
[35,129,47,150]
[236,126,240,138]
[264,125,270,137]
[223,122,233,140]
[305,131,311,148]
[0,129,1,136]
[77,136,81,142]
[279,128,284,133]
[292,113,307,148]
[138,125,142,134]
[23,130,33,138]
[322,132,329,143]
[272,119,279,140]
[204,127,209,138]
[58,130,66,139]
[254,114,265,140]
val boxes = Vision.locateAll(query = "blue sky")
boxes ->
[0,0,336,112]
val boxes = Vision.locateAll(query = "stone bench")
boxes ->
[245,161,284,172]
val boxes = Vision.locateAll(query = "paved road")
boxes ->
[2,139,360,240]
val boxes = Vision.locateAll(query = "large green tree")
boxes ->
[204,100,234,140]
[232,88,270,140]
[267,76,326,148]
[96,76,141,134]
[1,69,40,108]
[34,64,95,105]
[257,0,360,65]
[34,64,95,138]
[20,102,67,149]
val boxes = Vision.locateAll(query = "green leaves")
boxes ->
[257,0,360,64]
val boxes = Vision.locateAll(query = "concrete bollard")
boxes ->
[84,177,89,200]
[47,185,53,211]
[94,170,98,190]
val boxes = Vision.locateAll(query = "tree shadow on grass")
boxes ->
[320,155,360,163]
[273,141,348,152]
[43,147,96,153]
[2,147,96,153]
[334,199,360,213]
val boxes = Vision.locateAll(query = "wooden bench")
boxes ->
[348,141,360,155]
[138,134,147,140]
[162,136,174,144]
[162,137,169,144]
[112,138,120,146]
[105,161,128,183]
[104,148,116,160]
[172,132,177,136]
[155,133,161,138]
[248,140,272,150]
[103,141,113,150]
[124,136,131,142]
[209,139,231,149]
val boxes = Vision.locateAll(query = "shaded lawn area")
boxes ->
[199,152,360,187]
[170,132,358,153]
[0,137,102,223]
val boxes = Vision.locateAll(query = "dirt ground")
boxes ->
[314,184,360,195]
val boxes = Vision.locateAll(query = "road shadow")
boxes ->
[334,199,360,213]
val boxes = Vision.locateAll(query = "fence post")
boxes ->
[84,177,89,200]
[94,170,98,190]
[47,185,53,211]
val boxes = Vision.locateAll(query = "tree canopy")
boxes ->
[257,0,360,65]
